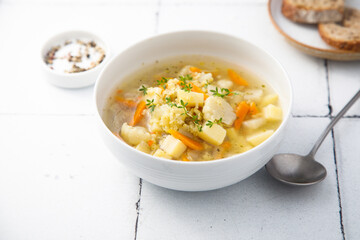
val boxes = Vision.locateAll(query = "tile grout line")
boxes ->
[134,179,143,240]
[325,59,346,240]
[331,129,346,240]
[134,1,161,239]
[324,60,332,117]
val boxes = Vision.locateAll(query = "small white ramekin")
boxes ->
[40,30,110,88]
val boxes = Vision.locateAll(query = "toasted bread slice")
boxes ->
[282,0,344,24]
[318,8,360,52]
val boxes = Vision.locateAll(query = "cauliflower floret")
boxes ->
[121,123,151,145]
[206,84,217,95]
[193,72,213,86]
[179,65,192,76]
[216,79,233,89]
[203,96,236,126]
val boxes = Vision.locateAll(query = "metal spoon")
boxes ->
[266,89,360,186]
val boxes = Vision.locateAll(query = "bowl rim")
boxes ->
[40,29,110,77]
[94,30,293,165]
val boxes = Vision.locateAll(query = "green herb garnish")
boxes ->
[165,97,178,108]
[210,87,238,98]
[157,77,168,89]
[206,118,223,128]
[139,85,148,95]
[183,83,193,92]
[178,74,193,88]
[176,100,203,132]
[146,99,156,112]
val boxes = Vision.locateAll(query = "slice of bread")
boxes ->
[318,8,360,52]
[282,0,344,24]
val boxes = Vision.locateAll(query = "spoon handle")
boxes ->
[309,89,360,157]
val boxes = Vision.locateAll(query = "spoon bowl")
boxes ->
[266,154,327,185]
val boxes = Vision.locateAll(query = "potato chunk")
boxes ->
[160,135,187,158]
[263,104,282,121]
[177,90,204,107]
[242,118,266,129]
[262,94,278,106]
[244,89,263,103]
[121,123,151,145]
[246,130,274,146]
[135,141,151,154]
[153,149,172,159]
[198,124,226,146]
[203,96,236,126]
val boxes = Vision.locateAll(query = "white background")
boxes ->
[0,0,359,239]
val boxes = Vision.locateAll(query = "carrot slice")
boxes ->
[249,102,259,115]
[181,154,190,162]
[114,96,137,108]
[147,140,154,147]
[168,130,204,151]
[234,101,250,129]
[190,67,202,73]
[228,69,249,86]
[129,101,146,126]
[221,141,231,150]
[189,82,209,100]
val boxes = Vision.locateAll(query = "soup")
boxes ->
[103,55,282,161]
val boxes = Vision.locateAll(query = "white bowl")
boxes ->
[95,31,293,191]
[40,30,110,88]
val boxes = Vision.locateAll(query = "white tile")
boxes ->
[158,4,329,116]
[136,117,342,240]
[1,0,265,4]
[328,61,360,116]
[334,119,360,239]
[161,0,267,4]
[0,115,139,240]
[1,0,158,4]
[0,4,157,114]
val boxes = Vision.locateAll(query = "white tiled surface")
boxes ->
[0,0,359,239]
[334,119,360,240]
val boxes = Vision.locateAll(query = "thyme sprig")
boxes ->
[210,87,239,98]
[177,100,203,132]
[206,118,223,128]
[165,97,178,108]
[183,83,193,92]
[166,99,203,132]
[146,99,156,112]
[157,77,168,89]
[139,85,148,95]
